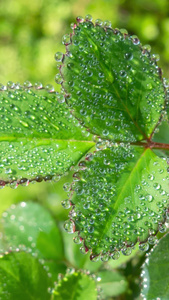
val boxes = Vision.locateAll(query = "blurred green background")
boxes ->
[0,0,169,85]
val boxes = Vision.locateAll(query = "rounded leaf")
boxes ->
[60,20,165,142]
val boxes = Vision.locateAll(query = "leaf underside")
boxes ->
[0,85,94,185]
[59,19,169,258]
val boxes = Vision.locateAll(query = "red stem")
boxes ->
[131,141,169,150]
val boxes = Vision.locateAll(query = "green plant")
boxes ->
[0,15,169,299]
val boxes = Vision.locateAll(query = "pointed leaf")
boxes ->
[0,84,94,186]
[0,251,52,300]
[52,270,97,300]
[68,144,169,258]
[60,20,165,141]
[141,232,169,300]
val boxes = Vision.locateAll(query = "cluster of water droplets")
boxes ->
[62,141,169,261]
[0,82,92,186]
[55,15,165,143]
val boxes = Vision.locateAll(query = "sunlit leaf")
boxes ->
[68,144,168,259]
[60,19,165,142]
[0,84,94,186]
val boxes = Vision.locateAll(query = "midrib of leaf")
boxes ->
[95,147,153,247]
[0,136,95,144]
[79,30,147,139]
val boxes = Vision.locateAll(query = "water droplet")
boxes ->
[63,220,75,233]
[103,20,112,28]
[110,251,120,260]
[61,199,71,209]
[55,74,63,84]
[45,84,54,92]
[125,53,133,60]
[85,14,93,22]
[7,81,15,89]
[158,223,166,233]
[101,252,110,261]
[54,52,64,62]
[57,94,65,103]
[34,82,43,89]
[73,236,82,244]
[90,253,100,262]
[23,81,32,88]
[152,53,160,62]
[132,35,140,45]
[148,235,157,245]
[95,19,103,26]
[62,34,71,45]
[139,242,149,252]
[76,16,84,23]
[119,70,127,77]
[121,247,132,256]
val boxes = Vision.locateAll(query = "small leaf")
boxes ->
[69,144,169,258]
[0,84,94,185]
[141,232,169,300]
[0,251,52,300]
[52,270,97,300]
[60,20,165,142]
[97,270,128,297]
[0,202,63,261]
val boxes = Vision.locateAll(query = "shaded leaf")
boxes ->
[97,270,128,297]
[0,84,94,185]
[60,20,165,142]
[52,270,97,300]
[141,232,169,300]
[0,202,63,261]
[0,251,52,300]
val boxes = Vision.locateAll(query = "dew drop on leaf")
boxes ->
[63,220,75,233]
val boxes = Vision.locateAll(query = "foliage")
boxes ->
[0,3,169,300]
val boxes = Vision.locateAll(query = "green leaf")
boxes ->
[68,144,168,258]
[52,270,97,300]
[0,251,52,300]
[141,232,169,300]
[97,270,128,297]
[0,84,94,185]
[60,20,165,142]
[0,201,63,261]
